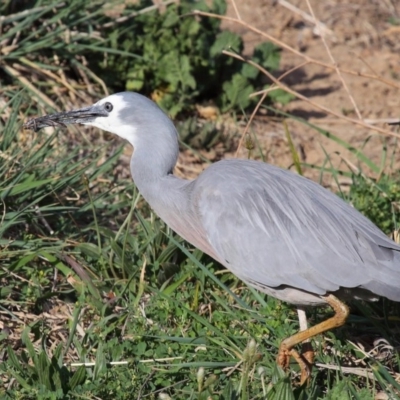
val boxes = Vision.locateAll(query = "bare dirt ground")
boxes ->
[195,0,400,188]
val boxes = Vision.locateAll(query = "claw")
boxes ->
[276,295,349,384]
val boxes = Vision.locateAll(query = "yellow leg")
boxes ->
[277,294,349,383]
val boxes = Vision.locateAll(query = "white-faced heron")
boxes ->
[24,92,400,383]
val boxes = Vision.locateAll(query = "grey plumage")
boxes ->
[193,160,400,304]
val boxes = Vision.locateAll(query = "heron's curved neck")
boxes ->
[128,124,218,261]
[129,125,182,202]
[130,139,193,235]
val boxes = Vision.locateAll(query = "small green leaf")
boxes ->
[3,177,54,197]
[221,73,254,112]
[268,87,294,105]
[77,242,102,259]
[126,69,145,91]
[241,62,259,80]
[37,351,51,389]
[162,10,179,28]
[69,365,86,389]
[210,30,243,57]
[253,41,281,71]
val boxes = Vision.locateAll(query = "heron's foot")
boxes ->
[291,348,313,385]
[299,342,314,385]
[300,342,314,365]
[277,345,313,385]
[277,295,349,385]
[277,346,291,370]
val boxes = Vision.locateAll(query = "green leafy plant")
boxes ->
[4,327,86,399]
[1,0,289,118]
[95,0,288,116]
[347,174,400,234]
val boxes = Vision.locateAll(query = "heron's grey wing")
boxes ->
[192,160,400,302]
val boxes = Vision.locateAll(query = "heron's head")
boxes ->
[24,92,177,147]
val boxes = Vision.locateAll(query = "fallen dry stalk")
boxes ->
[315,363,376,380]
[234,90,268,157]
[304,0,362,120]
[278,0,335,38]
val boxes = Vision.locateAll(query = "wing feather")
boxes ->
[192,160,400,302]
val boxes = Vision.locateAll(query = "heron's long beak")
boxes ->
[24,104,107,132]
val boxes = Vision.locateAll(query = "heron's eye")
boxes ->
[104,102,113,112]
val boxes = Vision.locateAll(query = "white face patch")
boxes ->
[83,93,137,145]
[97,93,129,112]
